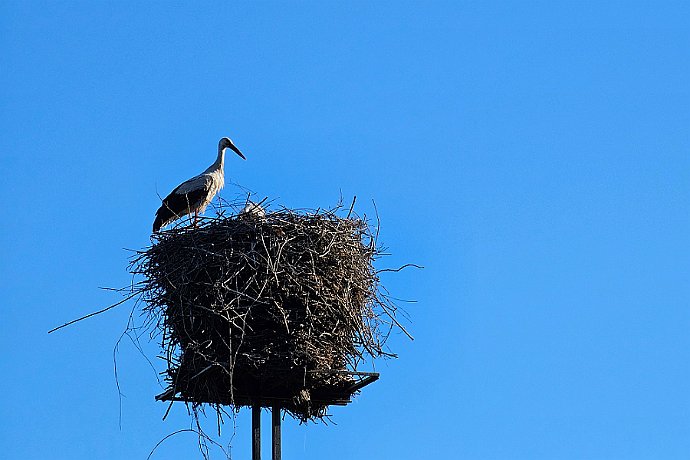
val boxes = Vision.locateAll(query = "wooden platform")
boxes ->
[155,370,379,408]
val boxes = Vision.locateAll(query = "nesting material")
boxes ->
[132,207,397,421]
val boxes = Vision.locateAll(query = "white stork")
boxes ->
[153,137,246,232]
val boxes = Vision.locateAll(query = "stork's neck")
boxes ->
[205,147,226,174]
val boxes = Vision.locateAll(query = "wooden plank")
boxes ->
[252,405,261,460]
[155,371,380,407]
[344,375,380,394]
[157,394,352,406]
[307,370,379,377]
[272,405,281,460]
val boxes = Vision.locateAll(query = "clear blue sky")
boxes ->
[2,1,689,459]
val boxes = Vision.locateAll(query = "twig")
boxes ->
[377,263,424,273]
[48,291,140,334]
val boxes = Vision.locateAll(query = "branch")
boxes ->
[47,291,139,334]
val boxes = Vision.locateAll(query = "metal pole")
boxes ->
[252,405,261,460]
[272,405,281,460]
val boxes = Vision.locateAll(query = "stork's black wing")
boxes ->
[153,178,211,232]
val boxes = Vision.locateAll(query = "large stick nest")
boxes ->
[131,206,400,421]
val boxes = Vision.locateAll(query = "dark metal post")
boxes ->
[272,405,281,460]
[252,405,261,460]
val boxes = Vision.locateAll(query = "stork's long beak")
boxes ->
[229,143,246,160]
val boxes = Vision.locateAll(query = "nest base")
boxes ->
[155,371,379,409]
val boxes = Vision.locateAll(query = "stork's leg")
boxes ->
[193,211,199,228]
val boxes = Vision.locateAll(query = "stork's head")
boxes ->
[219,137,246,160]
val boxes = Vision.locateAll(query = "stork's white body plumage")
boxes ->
[153,137,245,232]
[173,167,224,209]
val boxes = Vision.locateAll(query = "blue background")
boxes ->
[2,2,689,459]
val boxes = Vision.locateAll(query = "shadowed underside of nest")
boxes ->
[132,208,397,422]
